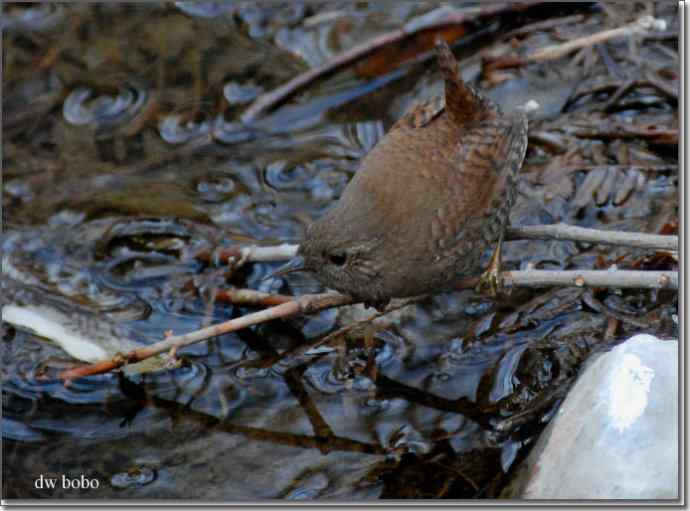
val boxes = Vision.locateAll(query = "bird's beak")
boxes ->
[262,255,308,281]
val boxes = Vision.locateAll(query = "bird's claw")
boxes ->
[475,266,503,298]
[476,235,504,299]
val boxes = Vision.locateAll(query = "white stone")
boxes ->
[504,334,678,500]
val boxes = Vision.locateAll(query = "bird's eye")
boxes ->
[328,252,347,266]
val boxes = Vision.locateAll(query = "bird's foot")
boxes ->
[475,235,504,299]
[475,264,503,298]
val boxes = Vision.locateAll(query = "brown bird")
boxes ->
[282,40,528,309]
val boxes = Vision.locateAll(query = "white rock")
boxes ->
[503,334,678,500]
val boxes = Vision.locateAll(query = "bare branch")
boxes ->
[489,15,668,69]
[571,123,678,145]
[528,16,666,62]
[215,288,294,307]
[195,243,298,265]
[56,263,677,381]
[504,269,677,290]
[196,225,677,267]
[506,224,677,251]
[57,292,353,381]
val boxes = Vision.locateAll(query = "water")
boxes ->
[2,1,678,500]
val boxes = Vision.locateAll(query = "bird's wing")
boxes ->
[455,112,528,182]
[397,95,445,129]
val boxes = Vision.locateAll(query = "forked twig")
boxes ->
[57,292,353,380]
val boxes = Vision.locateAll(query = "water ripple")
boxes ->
[262,160,310,192]
[173,2,236,18]
[63,83,148,132]
[212,115,256,144]
[159,114,211,145]
[110,466,157,489]
[196,175,237,204]
[223,81,264,106]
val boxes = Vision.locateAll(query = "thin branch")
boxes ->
[488,15,668,69]
[506,224,677,251]
[529,16,666,62]
[57,292,353,381]
[194,243,299,265]
[602,78,678,112]
[195,225,677,268]
[241,2,545,122]
[215,288,294,307]
[563,164,677,175]
[572,123,678,145]
[503,269,677,290]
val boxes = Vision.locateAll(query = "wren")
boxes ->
[285,40,528,309]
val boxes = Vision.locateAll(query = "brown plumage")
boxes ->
[295,40,528,308]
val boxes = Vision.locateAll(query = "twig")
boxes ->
[642,73,679,101]
[506,223,677,250]
[571,123,678,144]
[241,2,544,122]
[196,224,676,268]
[603,78,678,112]
[488,15,667,69]
[503,269,677,290]
[57,292,353,381]
[214,288,294,307]
[568,81,621,104]
[195,243,299,265]
[563,164,677,175]
[56,263,677,381]
[602,79,642,111]
[595,41,625,79]
[54,224,678,380]
[529,15,666,62]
